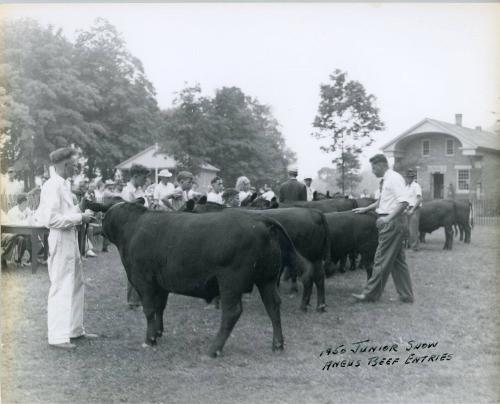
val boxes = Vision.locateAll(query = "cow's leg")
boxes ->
[339,256,346,273]
[444,226,453,250]
[299,271,314,312]
[208,292,243,358]
[459,225,464,241]
[419,232,426,243]
[464,225,471,244]
[142,296,158,347]
[257,281,284,351]
[349,252,357,271]
[154,290,169,338]
[312,261,326,312]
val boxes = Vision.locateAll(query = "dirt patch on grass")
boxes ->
[1,226,499,403]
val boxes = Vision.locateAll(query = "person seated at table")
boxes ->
[3,194,34,266]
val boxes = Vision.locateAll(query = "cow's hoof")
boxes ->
[316,304,327,313]
[272,343,284,352]
[300,304,308,312]
[207,349,222,358]
[156,330,163,338]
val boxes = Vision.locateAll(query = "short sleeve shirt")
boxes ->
[406,181,422,207]
[376,169,409,214]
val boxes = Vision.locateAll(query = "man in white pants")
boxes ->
[37,147,97,349]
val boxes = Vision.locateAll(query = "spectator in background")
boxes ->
[3,167,25,195]
[235,176,252,206]
[207,176,224,204]
[304,177,315,202]
[93,179,105,203]
[4,194,34,265]
[279,167,307,202]
[261,184,276,202]
[153,169,175,210]
[170,171,194,211]
[446,183,455,200]
[121,164,150,309]
[405,169,422,252]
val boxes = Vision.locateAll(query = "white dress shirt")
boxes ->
[121,181,148,207]
[376,169,409,214]
[7,205,33,225]
[35,173,82,229]
[153,181,176,208]
[207,191,224,204]
[406,181,422,207]
[306,186,315,202]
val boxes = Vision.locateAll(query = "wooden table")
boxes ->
[1,225,50,273]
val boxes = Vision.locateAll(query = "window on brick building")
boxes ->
[446,139,454,155]
[422,140,430,156]
[457,169,470,192]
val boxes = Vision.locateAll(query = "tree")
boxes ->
[159,85,294,188]
[0,19,100,188]
[335,149,361,194]
[311,69,384,194]
[317,167,338,192]
[74,18,161,177]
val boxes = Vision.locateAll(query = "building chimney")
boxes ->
[455,114,463,127]
[475,125,482,131]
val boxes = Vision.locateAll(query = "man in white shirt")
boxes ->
[304,177,315,202]
[6,194,33,265]
[170,171,195,211]
[352,154,413,303]
[207,176,224,205]
[121,164,150,308]
[2,167,25,196]
[405,169,423,251]
[37,148,96,349]
[153,169,176,210]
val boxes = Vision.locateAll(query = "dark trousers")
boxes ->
[362,216,414,301]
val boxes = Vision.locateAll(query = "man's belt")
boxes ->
[377,213,389,217]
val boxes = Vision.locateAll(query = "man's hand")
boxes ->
[376,216,390,228]
[81,212,95,224]
[352,207,368,214]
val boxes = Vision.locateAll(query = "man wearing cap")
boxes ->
[351,154,414,303]
[279,167,307,203]
[153,169,176,210]
[36,147,97,349]
[405,169,422,251]
[304,177,315,202]
[171,171,194,211]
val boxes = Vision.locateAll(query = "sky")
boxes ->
[3,3,499,178]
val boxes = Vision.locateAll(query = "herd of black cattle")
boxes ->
[89,194,472,357]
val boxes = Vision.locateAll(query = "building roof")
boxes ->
[115,145,219,172]
[382,118,500,153]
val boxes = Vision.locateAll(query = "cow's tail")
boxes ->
[258,216,312,280]
[317,210,334,277]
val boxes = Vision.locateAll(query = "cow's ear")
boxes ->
[134,197,146,205]
[199,195,207,205]
[185,200,195,212]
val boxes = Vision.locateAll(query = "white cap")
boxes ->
[158,169,173,178]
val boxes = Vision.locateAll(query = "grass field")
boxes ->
[1,226,499,404]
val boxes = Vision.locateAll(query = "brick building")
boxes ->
[381,114,500,201]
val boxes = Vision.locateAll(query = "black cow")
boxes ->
[454,199,473,243]
[103,202,308,357]
[419,200,456,250]
[324,211,378,279]
[186,202,331,312]
[280,198,357,213]
[355,198,377,208]
[249,207,332,312]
